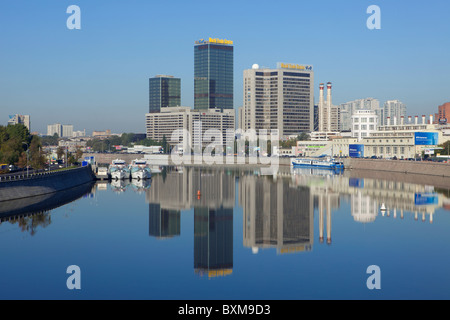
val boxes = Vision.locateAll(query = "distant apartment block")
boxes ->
[47,123,62,137]
[47,123,74,138]
[384,100,406,126]
[149,75,181,113]
[8,114,30,131]
[339,98,381,130]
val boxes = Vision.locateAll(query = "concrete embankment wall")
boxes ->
[344,158,450,178]
[0,165,96,202]
[84,153,292,167]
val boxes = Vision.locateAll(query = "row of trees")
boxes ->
[86,133,166,152]
[0,124,46,169]
[0,124,86,171]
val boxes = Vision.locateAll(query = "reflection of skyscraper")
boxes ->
[194,206,233,277]
[149,203,181,239]
[240,175,313,254]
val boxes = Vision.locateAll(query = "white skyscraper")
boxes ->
[384,100,406,126]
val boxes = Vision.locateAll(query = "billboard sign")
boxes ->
[414,193,439,206]
[414,132,438,146]
[349,144,364,158]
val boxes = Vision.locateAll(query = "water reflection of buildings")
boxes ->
[289,168,447,225]
[239,174,314,254]
[149,204,180,239]
[146,167,234,278]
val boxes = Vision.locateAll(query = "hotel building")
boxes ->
[243,63,314,137]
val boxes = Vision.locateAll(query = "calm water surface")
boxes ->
[1,166,450,300]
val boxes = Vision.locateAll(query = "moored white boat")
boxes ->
[109,159,130,180]
[130,159,152,180]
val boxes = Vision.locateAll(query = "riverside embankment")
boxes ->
[0,165,96,202]
[343,158,450,177]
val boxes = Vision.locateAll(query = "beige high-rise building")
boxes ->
[243,63,314,137]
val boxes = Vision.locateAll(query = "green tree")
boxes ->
[29,135,46,169]
[56,146,65,160]
[75,146,84,162]
[161,135,168,154]
[439,140,450,155]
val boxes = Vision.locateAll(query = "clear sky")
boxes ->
[1,0,449,135]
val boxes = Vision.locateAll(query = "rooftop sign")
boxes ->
[195,38,233,45]
[277,62,313,71]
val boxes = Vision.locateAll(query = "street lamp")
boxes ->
[22,142,29,177]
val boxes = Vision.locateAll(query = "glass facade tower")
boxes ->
[149,75,181,113]
[194,39,234,110]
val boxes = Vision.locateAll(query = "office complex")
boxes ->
[194,38,234,110]
[145,106,235,148]
[242,63,314,137]
[149,75,181,113]
[8,114,30,131]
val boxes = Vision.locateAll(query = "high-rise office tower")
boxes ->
[243,63,314,137]
[194,38,234,110]
[149,75,181,113]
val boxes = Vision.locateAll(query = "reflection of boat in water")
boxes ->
[130,178,151,192]
[291,166,344,176]
[130,159,151,180]
[110,179,130,192]
[292,157,344,169]
[109,159,130,180]
[150,165,163,174]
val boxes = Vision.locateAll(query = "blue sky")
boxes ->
[1,0,449,134]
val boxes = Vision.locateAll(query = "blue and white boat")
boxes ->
[109,159,131,180]
[130,159,152,180]
[292,157,344,169]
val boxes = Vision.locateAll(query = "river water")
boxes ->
[1,166,449,300]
